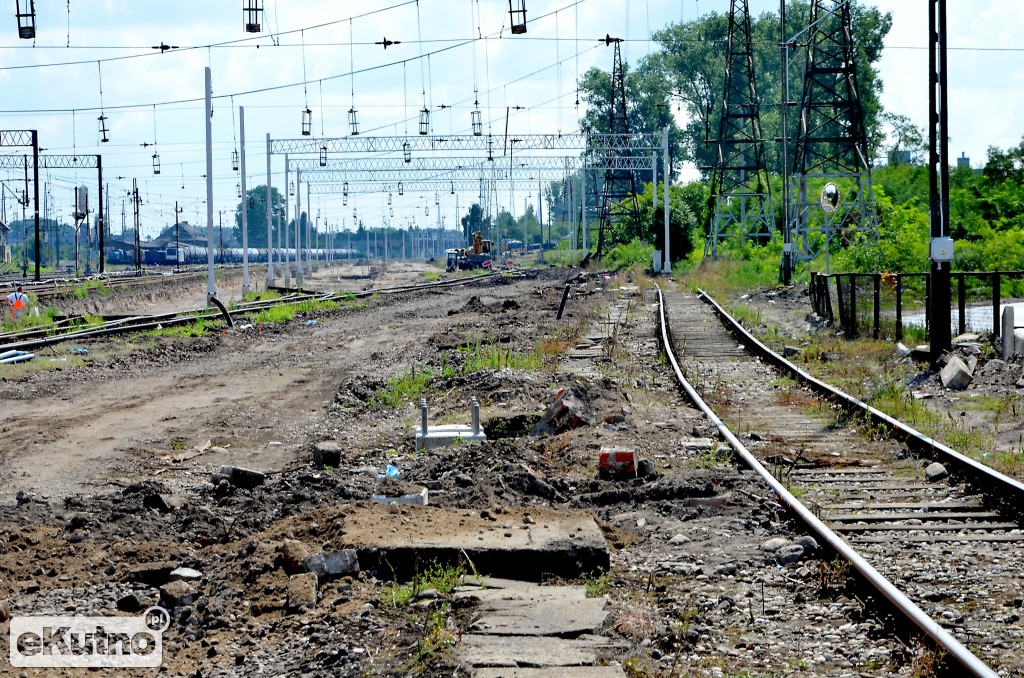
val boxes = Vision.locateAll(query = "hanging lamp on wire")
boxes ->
[236,182,242,199]
[319,145,327,167]
[418,107,430,136]
[387,193,392,206]
[403,141,412,164]
[16,0,35,39]
[398,182,404,196]
[243,0,263,33]
[509,0,527,34]
[231,97,240,171]
[347,19,360,136]
[151,105,161,175]
[300,30,313,136]
[343,182,349,199]
[96,62,109,143]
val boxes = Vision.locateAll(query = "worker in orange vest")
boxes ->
[7,286,28,322]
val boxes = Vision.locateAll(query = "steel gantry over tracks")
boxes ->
[265,132,669,266]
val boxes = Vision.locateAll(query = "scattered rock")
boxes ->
[0,599,10,622]
[144,493,186,512]
[895,342,913,358]
[312,441,343,468]
[303,550,360,579]
[636,459,656,478]
[287,573,318,611]
[940,356,973,390]
[531,386,596,436]
[760,537,791,553]
[776,544,805,565]
[220,465,266,489]
[117,592,145,613]
[782,346,801,358]
[925,462,949,482]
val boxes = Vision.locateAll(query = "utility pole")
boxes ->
[780,0,793,284]
[265,133,275,286]
[133,179,141,275]
[240,106,250,294]
[204,66,217,303]
[928,0,952,358]
[174,200,180,273]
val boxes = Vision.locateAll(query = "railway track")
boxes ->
[658,287,1024,677]
[0,272,498,352]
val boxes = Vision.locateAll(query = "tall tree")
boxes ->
[233,185,284,248]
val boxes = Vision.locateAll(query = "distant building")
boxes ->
[0,220,9,263]
[889,149,912,165]
[957,152,970,169]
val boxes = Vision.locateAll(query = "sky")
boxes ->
[0,0,1020,239]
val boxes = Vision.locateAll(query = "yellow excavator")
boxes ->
[445,231,493,272]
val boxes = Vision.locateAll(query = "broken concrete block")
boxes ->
[925,462,949,482]
[940,356,973,390]
[220,465,265,489]
[1015,329,1024,357]
[159,580,197,608]
[143,493,185,512]
[278,540,318,574]
[967,355,978,374]
[303,550,360,579]
[312,441,342,468]
[531,386,595,436]
[170,567,203,582]
[287,573,318,611]
[129,562,176,587]
[371,487,429,507]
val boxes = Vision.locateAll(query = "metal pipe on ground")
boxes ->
[556,284,571,320]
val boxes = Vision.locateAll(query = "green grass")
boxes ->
[385,559,465,608]
[460,335,547,373]
[250,298,339,324]
[376,365,435,407]
[145,317,216,337]
[422,271,442,280]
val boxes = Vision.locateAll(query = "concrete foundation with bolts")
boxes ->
[415,397,487,451]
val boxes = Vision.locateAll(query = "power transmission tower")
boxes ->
[790,0,878,269]
[704,0,774,259]
[592,36,641,263]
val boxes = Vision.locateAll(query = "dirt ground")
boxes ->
[0,264,933,677]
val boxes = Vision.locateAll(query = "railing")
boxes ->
[810,270,1024,342]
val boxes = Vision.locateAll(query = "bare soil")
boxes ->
[0,266,929,677]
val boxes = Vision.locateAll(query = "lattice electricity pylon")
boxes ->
[704,0,774,259]
[790,0,877,265]
[593,36,641,261]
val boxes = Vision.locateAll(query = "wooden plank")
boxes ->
[851,532,1024,544]
[833,522,1018,533]
[827,511,1003,523]
[824,502,987,511]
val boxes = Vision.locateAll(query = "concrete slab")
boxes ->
[471,598,610,637]
[473,668,626,678]
[456,586,588,604]
[348,506,609,580]
[460,634,617,668]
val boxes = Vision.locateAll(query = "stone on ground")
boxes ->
[940,356,973,390]
[287,572,318,611]
[926,462,949,482]
[532,386,596,436]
